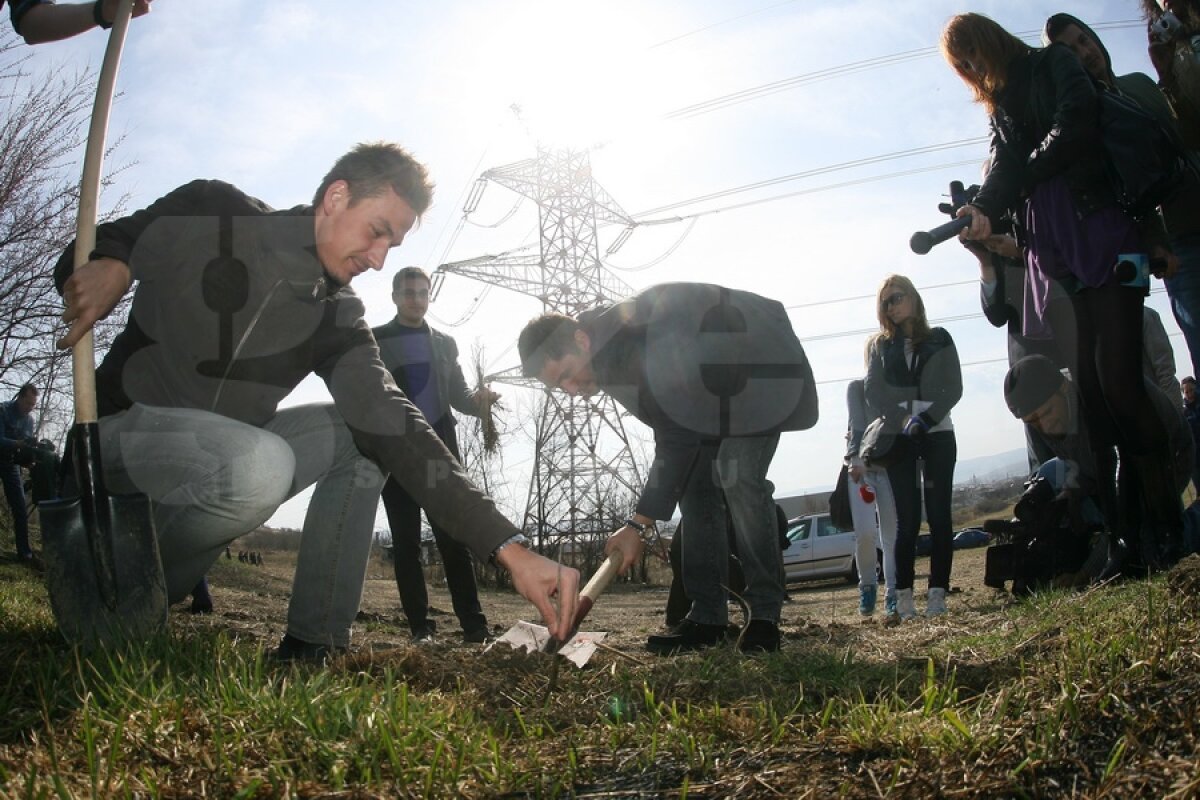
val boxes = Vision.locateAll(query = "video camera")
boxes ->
[909,180,980,255]
[982,476,1090,595]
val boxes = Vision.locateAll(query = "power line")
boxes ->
[648,0,800,50]
[662,20,1145,122]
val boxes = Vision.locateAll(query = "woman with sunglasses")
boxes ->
[865,276,962,621]
[942,13,1183,574]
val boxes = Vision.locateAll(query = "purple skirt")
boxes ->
[1021,175,1141,338]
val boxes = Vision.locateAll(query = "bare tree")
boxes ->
[0,32,130,446]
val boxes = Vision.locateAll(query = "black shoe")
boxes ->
[738,619,781,653]
[412,627,436,645]
[272,634,345,664]
[646,619,727,655]
[462,627,494,644]
[189,597,213,614]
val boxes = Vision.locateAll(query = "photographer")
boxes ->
[954,182,1062,471]
[1003,355,1193,577]
[1,384,40,563]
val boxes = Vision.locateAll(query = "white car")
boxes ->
[783,512,882,584]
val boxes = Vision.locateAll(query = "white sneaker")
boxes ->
[926,587,947,617]
[896,588,916,622]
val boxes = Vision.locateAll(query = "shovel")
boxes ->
[40,0,167,648]
[492,551,623,668]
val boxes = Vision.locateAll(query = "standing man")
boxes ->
[373,267,497,644]
[55,142,579,661]
[518,282,818,654]
[1,384,39,562]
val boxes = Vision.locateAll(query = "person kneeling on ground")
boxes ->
[1003,355,1194,581]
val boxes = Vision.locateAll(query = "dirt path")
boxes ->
[179,545,998,658]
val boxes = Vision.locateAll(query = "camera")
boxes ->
[1114,253,1150,289]
[982,476,1089,594]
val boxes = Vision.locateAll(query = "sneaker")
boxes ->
[858,585,878,616]
[646,619,728,655]
[271,634,346,665]
[884,589,897,616]
[895,588,916,622]
[926,587,947,617]
[738,619,781,653]
[412,628,436,645]
[462,627,494,644]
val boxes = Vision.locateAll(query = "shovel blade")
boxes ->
[41,491,167,648]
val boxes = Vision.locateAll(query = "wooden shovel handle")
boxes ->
[571,550,623,629]
[72,0,134,424]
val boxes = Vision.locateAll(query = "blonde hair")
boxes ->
[871,274,930,351]
[940,13,1032,115]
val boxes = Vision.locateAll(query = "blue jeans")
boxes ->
[1164,233,1200,382]
[677,434,783,625]
[98,402,385,647]
[1,463,30,557]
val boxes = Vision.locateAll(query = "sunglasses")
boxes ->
[883,291,907,309]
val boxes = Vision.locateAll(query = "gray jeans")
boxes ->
[98,403,384,647]
[677,434,783,625]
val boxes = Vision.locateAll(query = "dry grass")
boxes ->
[2,514,1200,796]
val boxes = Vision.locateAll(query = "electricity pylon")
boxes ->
[433,146,645,551]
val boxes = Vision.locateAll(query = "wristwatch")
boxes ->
[489,533,528,565]
[623,517,656,543]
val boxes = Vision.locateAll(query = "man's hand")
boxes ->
[473,386,501,411]
[848,462,865,482]
[902,415,928,437]
[59,257,132,349]
[604,526,644,575]
[1151,244,1180,280]
[101,0,153,22]
[956,204,993,242]
[495,543,580,641]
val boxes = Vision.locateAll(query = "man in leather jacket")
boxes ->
[53,142,579,660]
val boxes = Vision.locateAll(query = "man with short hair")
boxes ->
[0,383,39,561]
[518,282,818,654]
[373,267,498,644]
[54,142,579,660]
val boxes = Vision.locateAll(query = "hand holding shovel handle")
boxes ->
[543,551,623,653]
[42,0,168,647]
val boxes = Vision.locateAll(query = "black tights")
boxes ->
[1046,284,1166,457]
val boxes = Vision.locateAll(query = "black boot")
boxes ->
[1132,452,1185,572]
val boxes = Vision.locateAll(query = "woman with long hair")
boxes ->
[864,276,962,621]
[942,12,1183,573]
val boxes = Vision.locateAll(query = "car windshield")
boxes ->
[787,519,812,542]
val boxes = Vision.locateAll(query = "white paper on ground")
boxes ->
[488,620,606,668]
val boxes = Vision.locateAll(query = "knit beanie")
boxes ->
[1003,355,1066,418]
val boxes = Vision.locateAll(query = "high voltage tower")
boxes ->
[432,146,646,552]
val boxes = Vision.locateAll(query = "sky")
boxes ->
[17,0,1179,532]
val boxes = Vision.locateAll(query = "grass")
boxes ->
[2,534,1200,797]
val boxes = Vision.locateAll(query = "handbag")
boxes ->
[1096,87,1187,218]
[828,464,854,532]
[858,415,913,469]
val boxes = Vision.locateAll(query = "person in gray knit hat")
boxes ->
[1004,355,1193,577]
